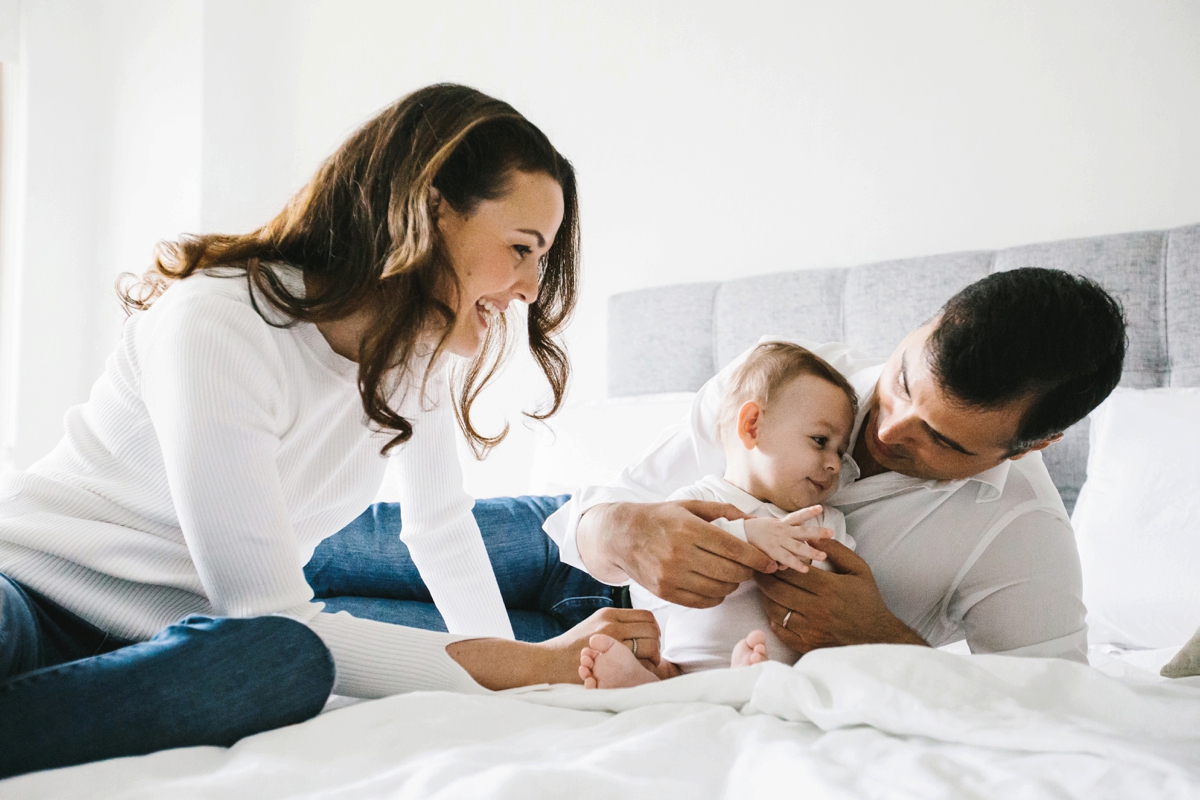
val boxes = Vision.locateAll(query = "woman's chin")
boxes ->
[443,330,485,359]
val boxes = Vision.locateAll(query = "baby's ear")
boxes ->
[737,401,761,449]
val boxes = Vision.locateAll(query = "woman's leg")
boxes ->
[0,574,43,678]
[305,496,622,640]
[0,614,334,779]
[0,575,127,680]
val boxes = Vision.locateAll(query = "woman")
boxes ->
[0,84,659,779]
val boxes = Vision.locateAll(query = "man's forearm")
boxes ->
[880,617,930,648]
[575,503,631,585]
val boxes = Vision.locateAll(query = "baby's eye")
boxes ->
[513,244,533,258]
[811,436,828,448]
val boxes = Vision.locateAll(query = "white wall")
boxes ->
[0,0,202,469]
[3,0,1200,496]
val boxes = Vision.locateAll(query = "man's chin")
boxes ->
[867,439,930,480]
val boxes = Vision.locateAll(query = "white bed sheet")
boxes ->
[6,644,1200,800]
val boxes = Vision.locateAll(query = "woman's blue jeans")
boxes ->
[0,494,609,779]
[0,576,335,779]
[305,495,623,641]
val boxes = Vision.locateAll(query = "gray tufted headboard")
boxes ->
[608,223,1200,514]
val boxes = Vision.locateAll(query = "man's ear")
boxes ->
[1007,431,1064,460]
[737,401,762,450]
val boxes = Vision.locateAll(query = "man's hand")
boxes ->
[754,539,929,653]
[744,505,834,573]
[577,500,776,608]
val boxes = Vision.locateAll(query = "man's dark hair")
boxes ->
[927,268,1127,454]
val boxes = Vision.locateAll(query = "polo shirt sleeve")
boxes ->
[949,510,1088,662]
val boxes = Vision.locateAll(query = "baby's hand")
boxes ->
[744,506,833,572]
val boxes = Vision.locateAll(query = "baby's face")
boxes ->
[744,374,856,512]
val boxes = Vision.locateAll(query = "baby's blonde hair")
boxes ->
[717,342,859,444]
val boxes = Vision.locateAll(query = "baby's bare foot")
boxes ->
[731,630,770,668]
[578,634,660,689]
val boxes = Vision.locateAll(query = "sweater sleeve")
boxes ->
[306,610,488,698]
[140,292,314,618]
[390,368,514,639]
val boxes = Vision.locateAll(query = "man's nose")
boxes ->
[878,407,917,444]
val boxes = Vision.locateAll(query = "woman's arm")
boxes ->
[308,606,662,696]
[140,291,315,618]
[390,369,514,639]
[136,290,586,697]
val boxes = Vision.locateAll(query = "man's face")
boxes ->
[862,322,1034,481]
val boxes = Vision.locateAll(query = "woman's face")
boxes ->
[435,170,565,358]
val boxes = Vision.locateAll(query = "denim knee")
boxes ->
[0,575,40,679]
[169,614,335,726]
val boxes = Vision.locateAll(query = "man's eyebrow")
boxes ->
[923,421,976,456]
[517,229,546,248]
[903,349,977,455]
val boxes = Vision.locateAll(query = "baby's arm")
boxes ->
[742,507,836,572]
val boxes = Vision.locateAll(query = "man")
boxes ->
[544,267,1126,662]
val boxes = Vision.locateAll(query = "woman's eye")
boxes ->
[513,244,532,258]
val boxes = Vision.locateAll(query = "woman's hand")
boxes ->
[537,607,662,683]
[446,607,661,690]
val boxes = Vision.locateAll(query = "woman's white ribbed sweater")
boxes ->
[0,270,511,697]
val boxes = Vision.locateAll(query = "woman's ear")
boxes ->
[737,401,762,450]
[429,187,443,221]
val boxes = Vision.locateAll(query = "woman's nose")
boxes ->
[514,262,540,305]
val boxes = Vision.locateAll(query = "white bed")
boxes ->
[6,644,1199,799]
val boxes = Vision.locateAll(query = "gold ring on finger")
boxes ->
[782,610,793,630]
[630,637,638,657]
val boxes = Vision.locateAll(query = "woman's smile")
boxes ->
[475,297,505,332]
[435,170,565,358]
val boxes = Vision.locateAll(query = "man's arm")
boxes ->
[754,540,930,651]
[545,336,883,593]
[754,511,1088,660]
[950,511,1088,662]
[577,500,773,606]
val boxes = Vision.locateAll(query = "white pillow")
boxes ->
[527,393,696,496]
[1072,388,1200,649]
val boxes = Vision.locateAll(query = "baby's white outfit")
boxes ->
[630,474,854,672]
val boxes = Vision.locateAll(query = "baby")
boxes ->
[580,342,859,688]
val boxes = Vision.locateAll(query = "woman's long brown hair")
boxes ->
[119,83,579,457]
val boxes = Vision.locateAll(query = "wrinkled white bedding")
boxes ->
[7,644,1200,799]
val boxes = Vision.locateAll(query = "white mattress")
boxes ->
[6,643,1198,799]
